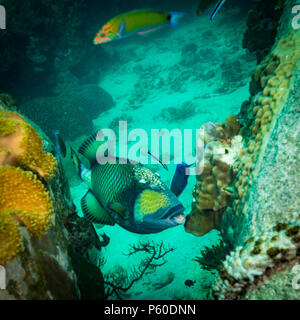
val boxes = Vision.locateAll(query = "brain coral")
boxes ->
[213,222,300,299]
[185,116,243,236]
[0,109,57,179]
[0,165,53,264]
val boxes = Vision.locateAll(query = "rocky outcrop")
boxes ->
[212,0,300,299]
[0,100,105,300]
[242,0,285,62]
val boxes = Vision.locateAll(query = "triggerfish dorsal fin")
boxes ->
[210,0,226,20]
[81,190,116,226]
[78,132,105,167]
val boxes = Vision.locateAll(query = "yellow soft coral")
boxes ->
[0,165,54,264]
[0,211,21,265]
[0,110,57,179]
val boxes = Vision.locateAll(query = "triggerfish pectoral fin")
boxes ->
[210,0,226,20]
[81,190,116,226]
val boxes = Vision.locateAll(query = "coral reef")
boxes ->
[215,60,249,94]
[0,100,105,299]
[69,248,105,300]
[185,115,242,236]
[0,109,57,179]
[214,223,300,299]
[0,0,117,98]
[193,240,231,272]
[212,0,300,299]
[184,209,224,237]
[21,83,114,140]
[0,165,53,264]
[242,0,285,62]
[156,101,197,123]
[0,93,18,110]
[230,16,300,236]
[179,43,199,68]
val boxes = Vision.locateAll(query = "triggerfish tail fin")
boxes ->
[81,190,116,226]
[71,147,83,180]
[169,11,186,27]
[53,130,67,158]
[171,162,194,197]
[210,0,226,20]
[78,131,105,167]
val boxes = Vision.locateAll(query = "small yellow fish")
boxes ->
[94,9,185,45]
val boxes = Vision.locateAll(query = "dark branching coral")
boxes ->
[104,241,175,300]
[193,240,231,272]
[216,60,248,94]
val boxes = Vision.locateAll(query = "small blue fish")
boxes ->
[171,162,193,197]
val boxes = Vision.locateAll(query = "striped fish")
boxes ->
[94,9,185,45]
[72,132,185,234]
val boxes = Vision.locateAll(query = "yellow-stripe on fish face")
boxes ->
[94,10,171,45]
[134,189,171,221]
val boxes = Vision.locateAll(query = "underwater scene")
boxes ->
[0,0,299,302]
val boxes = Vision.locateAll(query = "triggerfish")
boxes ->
[71,132,186,234]
[94,9,185,45]
[197,0,226,20]
[171,162,193,197]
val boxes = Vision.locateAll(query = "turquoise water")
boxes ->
[63,5,256,300]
